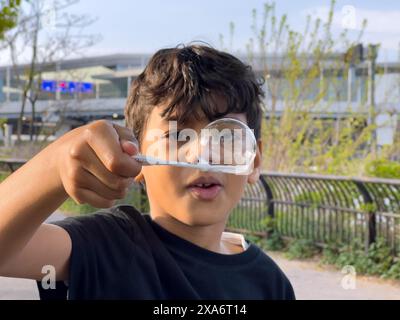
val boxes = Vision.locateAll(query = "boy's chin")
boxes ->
[173,209,228,227]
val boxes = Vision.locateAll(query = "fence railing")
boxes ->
[1,159,399,256]
[227,172,400,256]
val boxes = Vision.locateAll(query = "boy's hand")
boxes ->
[55,120,141,208]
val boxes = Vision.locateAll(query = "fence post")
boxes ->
[139,186,148,213]
[354,181,376,253]
[260,174,274,218]
[259,174,275,238]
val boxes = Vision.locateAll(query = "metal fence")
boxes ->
[132,171,400,255]
[227,172,400,256]
[2,159,399,256]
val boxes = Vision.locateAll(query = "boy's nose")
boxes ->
[182,141,200,164]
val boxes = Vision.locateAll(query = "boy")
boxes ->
[0,44,295,299]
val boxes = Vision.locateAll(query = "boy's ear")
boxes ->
[247,140,263,184]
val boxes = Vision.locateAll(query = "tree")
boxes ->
[2,0,100,143]
[221,0,398,177]
[0,0,20,38]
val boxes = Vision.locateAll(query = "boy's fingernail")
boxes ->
[131,136,139,147]
[127,140,137,148]
[125,140,139,154]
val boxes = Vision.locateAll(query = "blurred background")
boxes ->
[0,0,399,299]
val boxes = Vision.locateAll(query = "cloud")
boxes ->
[301,5,400,51]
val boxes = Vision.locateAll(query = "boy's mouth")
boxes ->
[186,176,223,201]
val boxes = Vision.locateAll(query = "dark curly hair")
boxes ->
[124,44,264,143]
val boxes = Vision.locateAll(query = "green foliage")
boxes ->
[59,198,96,215]
[227,205,270,233]
[276,236,400,279]
[322,238,400,279]
[245,231,285,251]
[0,171,10,182]
[0,0,20,38]
[382,259,400,280]
[0,118,7,129]
[321,241,341,265]
[245,234,263,244]
[359,202,378,213]
[256,216,286,250]
[222,0,400,177]
[285,239,319,260]
[365,159,400,179]
[259,215,275,232]
[59,186,149,216]
[336,239,393,275]
[263,231,285,251]
[294,190,323,206]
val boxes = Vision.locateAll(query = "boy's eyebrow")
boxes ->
[159,110,180,122]
[163,116,179,122]
[159,112,191,127]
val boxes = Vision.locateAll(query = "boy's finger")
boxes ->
[112,123,138,145]
[73,165,130,200]
[71,187,116,209]
[74,143,134,192]
[84,120,141,177]
[120,139,139,156]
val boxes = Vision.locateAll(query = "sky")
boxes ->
[0,0,399,65]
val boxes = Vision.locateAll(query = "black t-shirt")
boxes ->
[50,205,295,300]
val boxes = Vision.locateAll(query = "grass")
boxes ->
[0,171,10,182]
[59,198,98,216]
[59,186,149,216]
[0,170,148,216]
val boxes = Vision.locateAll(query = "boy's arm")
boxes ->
[0,120,141,280]
[0,224,71,280]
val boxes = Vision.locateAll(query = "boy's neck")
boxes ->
[149,212,236,254]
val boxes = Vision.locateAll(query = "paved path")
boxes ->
[267,251,400,300]
[1,211,400,299]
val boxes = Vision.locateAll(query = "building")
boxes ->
[0,48,399,146]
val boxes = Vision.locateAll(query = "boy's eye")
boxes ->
[162,130,180,140]
[162,130,190,145]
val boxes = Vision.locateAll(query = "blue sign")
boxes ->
[41,80,93,94]
[42,80,57,92]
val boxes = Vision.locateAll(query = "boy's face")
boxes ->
[139,105,262,227]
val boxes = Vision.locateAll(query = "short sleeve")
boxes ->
[49,213,104,297]
[283,275,296,300]
[49,208,135,299]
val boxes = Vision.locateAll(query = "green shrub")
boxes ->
[365,159,400,179]
[259,215,275,231]
[323,238,396,277]
[252,232,400,280]
[285,239,319,260]
[59,198,96,215]
[294,190,323,205]
[245,234,263,245]
[382,259,400,280]
[365,239,394,275]
[321,241,341,265]
[262,231,285,251]
[244,231,285,252]
[59,186,148,216]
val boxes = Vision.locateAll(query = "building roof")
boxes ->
[1,52,400,75]
[0,53,152,73]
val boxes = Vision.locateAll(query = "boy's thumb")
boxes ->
[120,139,139,156]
